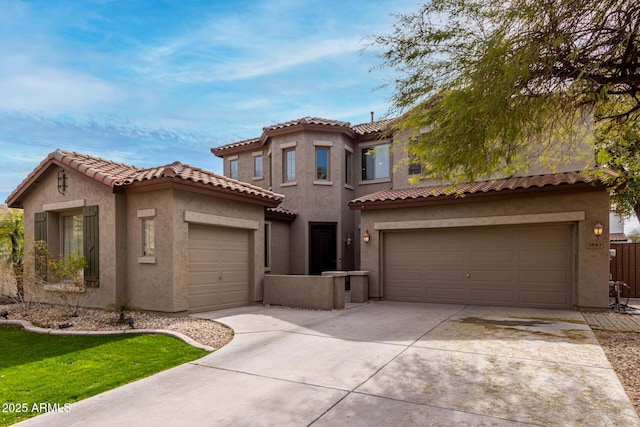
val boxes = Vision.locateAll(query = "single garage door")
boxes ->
[188,224,250,313]
[384,223,574,309]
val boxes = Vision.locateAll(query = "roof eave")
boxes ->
[211,139,262,158]
[6,157,119,208]
[349,181,607,210]
[124,178,282,208]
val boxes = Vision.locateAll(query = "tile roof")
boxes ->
[349,171,610,209]
[263,116,351,132]
[210,137,260,155]
[610,232,628,242]
[6,150,283,208]
[266,205,298,221]
[351,118,395,135]
[212,116,377,156]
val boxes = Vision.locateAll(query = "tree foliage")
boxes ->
[373,0,639,184]
[0,208,24,296]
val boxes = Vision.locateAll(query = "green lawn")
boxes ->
[0,325,208,426]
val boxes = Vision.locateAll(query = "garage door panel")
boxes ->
[188,225,250,313]
[426,250,465,264]
[469,249,515,263]
[425,269,468,281]
[519,249,570,267]
[188,271,220,285]
[384,224,574,309]
[519,269,567,283]
[469,270,514,282]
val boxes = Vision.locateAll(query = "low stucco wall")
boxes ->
[264,275,345,310]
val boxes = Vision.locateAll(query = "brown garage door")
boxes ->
[188,225,250,313]
[384,223,574,309]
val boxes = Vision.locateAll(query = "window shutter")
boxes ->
[34,212,47,280]
[83,205,99,287]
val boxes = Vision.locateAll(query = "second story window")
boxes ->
[283,148,296,183]
[345,150,353,186]
[409,161,423,175]
[254,155,263,178]
[361,144,390,181]
[229,159,238,180]
[315,147,329,180]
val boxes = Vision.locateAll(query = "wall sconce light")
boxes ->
[57,170,67,194]
[593,220,604,238]
[363,230,371,244]
[344,236,352,246]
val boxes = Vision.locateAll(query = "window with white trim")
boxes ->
[254,155,263,178]
[283,148,296,183]
[142,218,155,256]
[229,159,238,180]
[315,147,329,180]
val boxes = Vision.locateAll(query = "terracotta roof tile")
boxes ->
[211,137,261,154]
[6,150,283,207]
[263,116,350,132]
[610,233,628,242]
[266,205,298,221]
[127,162,283,203]
[349,171,609,209]
[351,119,395,135]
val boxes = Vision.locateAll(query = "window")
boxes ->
[315,147,329,180]
[283,148,296,182]
[408,161,423,175]
[254,155,263,178]
[34,205,100,287]
[62,213,83,258]
[361,144,390,180]
[345,151,353,186]
[229,159,238,180]
[142,218,155,256]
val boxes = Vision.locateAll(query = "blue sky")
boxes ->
[0,0,421,203]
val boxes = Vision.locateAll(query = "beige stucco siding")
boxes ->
[21,166,121,309]
[268,220,290,275]
[359,189,610,310]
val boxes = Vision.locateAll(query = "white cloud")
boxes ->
[0,57,124,114]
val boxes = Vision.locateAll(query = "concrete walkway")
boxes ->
[16,302,640,426]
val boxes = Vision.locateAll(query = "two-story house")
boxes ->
[213,115,613,311]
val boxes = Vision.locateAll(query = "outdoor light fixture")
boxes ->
[593,220,604,238]
[57,170,67,194]
[345,236,352,246]
[363,230,371,244]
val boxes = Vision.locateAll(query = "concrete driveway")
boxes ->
[17,302,640,426]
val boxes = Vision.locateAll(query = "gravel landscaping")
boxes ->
[0,302,234,350]
[594,330,640,417]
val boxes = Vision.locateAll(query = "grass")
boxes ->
[0,325,208,426]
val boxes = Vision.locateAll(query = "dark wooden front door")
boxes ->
[309,222,337,275]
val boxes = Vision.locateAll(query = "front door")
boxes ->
[309,222,337,275]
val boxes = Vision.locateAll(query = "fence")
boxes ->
[610,243,640,298]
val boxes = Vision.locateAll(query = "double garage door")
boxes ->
[384,223,575,309]
[188,225,250,313]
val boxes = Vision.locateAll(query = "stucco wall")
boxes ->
[268,220,290,275]
[21,166,122,309]
[358,189,610,310]
[125,189,177,313]
[265,131,356,274]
